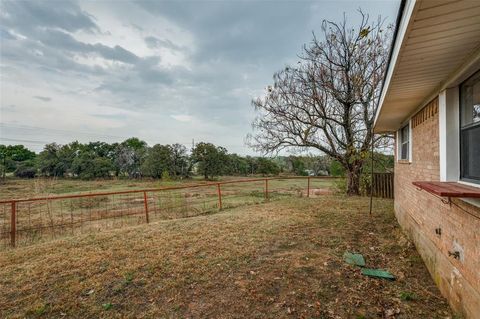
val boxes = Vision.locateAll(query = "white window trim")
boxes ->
[408,118,412,162]
[439,88,460,182]
[439,87,480,208]
[397,119,412,162]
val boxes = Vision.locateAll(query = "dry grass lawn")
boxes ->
[0,196,454,318]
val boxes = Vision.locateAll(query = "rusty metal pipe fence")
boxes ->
[0,176,338,249]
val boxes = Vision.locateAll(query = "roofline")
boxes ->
[373,0,417,132]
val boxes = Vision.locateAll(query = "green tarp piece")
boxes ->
[343,252,366,267]
[361,268,396,280]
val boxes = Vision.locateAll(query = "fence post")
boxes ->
[143,191,149,223]
[307,177,311,197]
[217,183,222,210]
[264,179,269,201]
[10,201,16,247]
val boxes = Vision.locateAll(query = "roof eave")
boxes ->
[373,0,418,133]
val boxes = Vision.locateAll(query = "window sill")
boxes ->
[458,180,480,189]
[397,160,411,164]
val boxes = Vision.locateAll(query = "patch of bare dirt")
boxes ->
[309,188,334,197]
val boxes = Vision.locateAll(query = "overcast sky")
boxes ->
[0,0,399,154]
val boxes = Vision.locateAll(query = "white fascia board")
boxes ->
[373,0,418,129]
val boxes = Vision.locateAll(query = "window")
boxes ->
[399,123,409,160]
[460,70,480,183]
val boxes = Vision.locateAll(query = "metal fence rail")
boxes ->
[0,176,337,249]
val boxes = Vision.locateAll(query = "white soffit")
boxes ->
[374,0,480,133]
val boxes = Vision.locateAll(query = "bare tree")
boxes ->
[249,11,392,195]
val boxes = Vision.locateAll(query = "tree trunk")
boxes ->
[346,166,361,196]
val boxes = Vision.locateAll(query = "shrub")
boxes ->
[329,160,345,177]
[161,170,171,181]
[333,177,347,194]
[14,162,37,178]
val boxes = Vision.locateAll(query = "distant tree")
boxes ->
[59,142,83,175]
[245,156,258,175]
[225,154,249,175]
[171,143,190,178]
[287,156,307,176]
[0,161,5,180]
[122,137,147,150]
[270,156,288,173]
[256,157,280,176]
[84,141,117,159]
[141,144,174,178]
[302,155,331,176]
[91,157,114,178]
[71,151,113,179]
[0,144,36,172]
[114,138,147,178]
[362,152,394,173]
[38,143,69,177]
[250,11,392,195]
[0,145,36,162]
[5,139,315,181]
[191,142,228,179]
[114,145,135,177]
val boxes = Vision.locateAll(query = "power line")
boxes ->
[0,137,51,145]
[0,123,248,148]
[0,123,130,140]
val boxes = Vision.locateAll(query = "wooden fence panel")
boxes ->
[371,173,394,199]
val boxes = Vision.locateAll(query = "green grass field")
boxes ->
[0,195,453,318]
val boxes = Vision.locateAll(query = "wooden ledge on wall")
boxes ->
[412,181,480,199]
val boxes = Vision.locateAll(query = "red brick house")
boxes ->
[374,0,480,317]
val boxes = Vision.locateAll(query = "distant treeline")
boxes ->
[0,139,393,180]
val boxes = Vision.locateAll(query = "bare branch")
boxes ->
[249,11,394,194]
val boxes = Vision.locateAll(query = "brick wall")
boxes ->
[394,97,480,318]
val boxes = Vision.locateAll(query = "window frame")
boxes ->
[398,122,410,161]
[459,70,480,184]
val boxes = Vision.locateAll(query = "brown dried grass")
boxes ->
[0,196,453,318]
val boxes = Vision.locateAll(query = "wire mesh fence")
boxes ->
[0,176,338,249]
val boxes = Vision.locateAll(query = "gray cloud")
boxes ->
[33,96,52,102]
[1,0,98,33]
[135,1,315,63]
[0,28,16,40]
[33,29,140,64]
[1,0,399,154]
[144,36,185,52]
